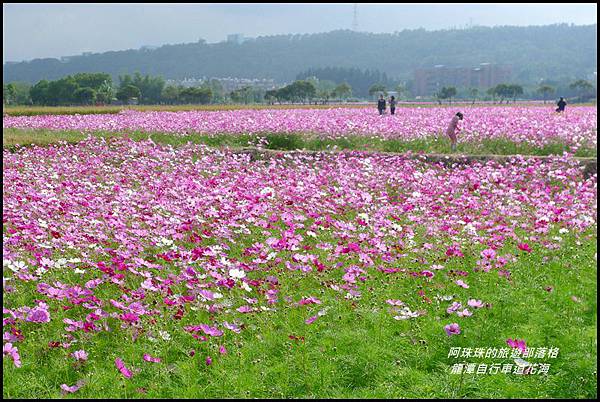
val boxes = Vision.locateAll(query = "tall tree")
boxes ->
[569,79,595,101]
[537,84,555,104]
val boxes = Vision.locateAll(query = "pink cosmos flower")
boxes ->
[26,307,50,323]
[219,345,228,355]
[298,296,322,305]
[223,322,241,333]
[444,323,461,336]
[456,309,472,317]
[455,280,469,289]
[199,324,223,337]
[60,382,84,394]
[115,357,132,378]
[446,302,462,314]
[305,315,319,325]
[467,299,484,308]
[143,353,161,363]
[205,356,212,366]
[480,248,496,260]
[198,289,215,301]
[72,350,88,361]
[3,343,21,367]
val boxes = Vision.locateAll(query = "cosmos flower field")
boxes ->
[3,106,597,150]
[2,106,598,398]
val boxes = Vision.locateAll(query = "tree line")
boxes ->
[3,72,596,106]
[429,80,596,105]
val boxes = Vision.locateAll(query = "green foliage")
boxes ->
[369,84,387,97]
[569,79,596,102]
[96,80,115,105]
[179,87,213,104]
[269,81,317,104]
[333,82,352,100]
[117,73,165,104]
[487,84,525,103]
[25,73,111,106]
[229,86,254,104]
[537,85,555,103]
[161,85,182,105]
[437,87,458,103]
[73,87,96,105]
[3,83,17,105]
[298,67,394,98]
[116,84,141,103]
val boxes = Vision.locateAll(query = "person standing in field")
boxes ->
[377,94,386,115]
[556,97,567,112]
[389,95,397,115]
[446,112,463,152]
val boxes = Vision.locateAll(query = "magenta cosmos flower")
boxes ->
[115,357,132,378]
[507,338,527,353]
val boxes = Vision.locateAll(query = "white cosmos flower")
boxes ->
[229,268,246,279]
[241,281,252,292]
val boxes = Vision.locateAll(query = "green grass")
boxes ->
[3,128,597,157]
[2,229,597,398]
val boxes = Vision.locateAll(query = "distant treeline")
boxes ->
[3,71,596,106]
[3,25,597,86]
[296,67,397,98]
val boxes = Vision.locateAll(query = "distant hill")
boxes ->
[4,24,597,85]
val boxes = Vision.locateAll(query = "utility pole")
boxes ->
[352,4,358,31]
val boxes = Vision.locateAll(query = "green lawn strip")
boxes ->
[3,128,596,157]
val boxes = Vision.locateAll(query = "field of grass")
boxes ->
[3,128,597,157]
[3,227,597,398]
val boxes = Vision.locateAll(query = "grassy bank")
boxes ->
[3,128,597,157]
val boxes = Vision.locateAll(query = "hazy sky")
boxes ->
[3,3,597,62]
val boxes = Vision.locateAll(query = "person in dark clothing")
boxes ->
[389,96,397,115]
[556,97,567,112]
[377,94,386,115]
